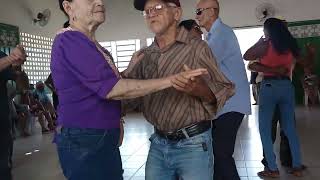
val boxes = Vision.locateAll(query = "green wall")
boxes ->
[0,23,19,54]
[288,20,320,104]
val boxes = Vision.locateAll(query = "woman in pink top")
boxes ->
[244,18,304,177]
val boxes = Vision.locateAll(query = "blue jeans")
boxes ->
[259,79,302,171]
[145,128,213,180]
[55,127,123,180]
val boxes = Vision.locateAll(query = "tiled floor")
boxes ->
[12,106,320,180]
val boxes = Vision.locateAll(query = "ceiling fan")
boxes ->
[33,9,51,27]
[255,3,276,22]
[17,0,51,27]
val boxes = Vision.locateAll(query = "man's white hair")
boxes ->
[199,0,220,15]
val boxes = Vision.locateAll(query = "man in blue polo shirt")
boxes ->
[196,0,251,179]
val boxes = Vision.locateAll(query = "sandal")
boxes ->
[258,170,280,178]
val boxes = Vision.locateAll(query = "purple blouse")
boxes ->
[50,29,121,129]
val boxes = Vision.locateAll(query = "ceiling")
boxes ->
[0,0,319,41]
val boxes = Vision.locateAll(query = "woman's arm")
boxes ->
[107,69,207,100]
[243,38,269,61]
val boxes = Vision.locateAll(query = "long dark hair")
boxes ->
[264,18,300,58]
[59,0,73,28]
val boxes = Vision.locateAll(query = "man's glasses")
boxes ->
[143,4,177,17]
[195,7,215,16]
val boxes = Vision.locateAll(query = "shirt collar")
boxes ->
[207,18,222,39]
[150,27,190,52]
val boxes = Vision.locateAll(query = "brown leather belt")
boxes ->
[155,121,211,141]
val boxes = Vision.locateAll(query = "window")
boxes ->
[99,39,140,72]
[233,27,264,79]
[20,32,53,85]
[146,38,154,46]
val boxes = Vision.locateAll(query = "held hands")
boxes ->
[8,45,27,65]
[171,65,214,101]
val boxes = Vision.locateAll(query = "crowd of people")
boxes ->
[9,74,57,136]
[0,0,317,179]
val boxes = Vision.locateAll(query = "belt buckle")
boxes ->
[181,128,190,138]
[175,128,189,139]
[165,131,180,141]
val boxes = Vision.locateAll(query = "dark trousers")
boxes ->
[261,105,292,167]
[212,112,244,180]
[0,130,13,180]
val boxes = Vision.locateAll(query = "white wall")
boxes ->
[0,0,65,38]
[217,0,320,28]
[1,0,320,41]
[102,0,320,41]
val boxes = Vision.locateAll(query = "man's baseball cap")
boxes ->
[134,0,181,11]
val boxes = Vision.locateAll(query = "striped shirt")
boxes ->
[124,27,234,131]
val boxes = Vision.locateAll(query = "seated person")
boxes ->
[5,67,30,137]
[27,89,54,132]
[33,81,57,122]
[297,43,319,105]
[13,102,31,137]
[7,80,31,137]
[15,89,52,133]
[11,66,54,132]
